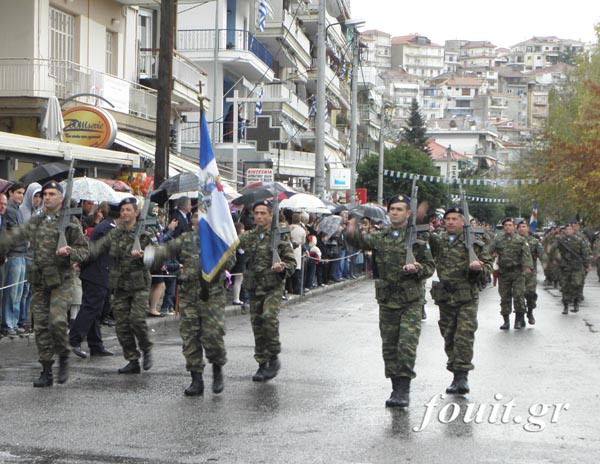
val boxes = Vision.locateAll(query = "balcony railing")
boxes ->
[177,29,273,68]
[0,58,157,120]
[139,49,205,90]
[261,83,310,119]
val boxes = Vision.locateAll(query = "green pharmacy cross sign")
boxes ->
[245,116,282,153]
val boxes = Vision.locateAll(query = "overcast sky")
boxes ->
[350,0,599,48]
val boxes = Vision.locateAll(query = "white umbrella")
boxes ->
[280,193,330,214]
[41,96,64,141]
[60,177,124,204]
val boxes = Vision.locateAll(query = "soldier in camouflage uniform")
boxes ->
[552,223,591,314]
[346,194,435,408]
[145,210,235,396]
[542,228,560,287]
[91,197,153,374]
[489,218,533,330]
[516,220,544,324]
[0,181,89,387]
[593,233,600,282]
[238,200,296,382]
[573,222,592,302]
[428,207,492,395]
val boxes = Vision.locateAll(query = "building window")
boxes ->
[49,7,75,97]
[106,31,115,74]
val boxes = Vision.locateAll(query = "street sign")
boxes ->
[246,168,274,184]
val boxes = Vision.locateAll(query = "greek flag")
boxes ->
[529,201,538,232]
[198,110,239,281]
[309,97,328,122]
[258,0,267,32]
[255,85,264,115]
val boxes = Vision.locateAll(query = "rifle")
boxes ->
[459,186,485,265]
[270,190,290,265]
[405,178,430,265]
[56,159,81,251]
[132,189,155,252]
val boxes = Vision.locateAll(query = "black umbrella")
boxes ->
[151,172,201,204]
[19,161,71,185]
[350,203,389,222]
[231,181,298,206]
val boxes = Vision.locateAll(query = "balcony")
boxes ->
[261,83,310,125]
[306,64,350,109]
[0,58,156,120]
[177,29,274,82]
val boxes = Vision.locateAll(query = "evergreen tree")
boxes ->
[402,99,430,155]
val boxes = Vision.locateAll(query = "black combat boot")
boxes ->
[263,356,281,380]
[527,310,536,325]
[33,361,54,388]
[514,313,526,329]
[562,302,569,315]
[421,307,427,320]
[57,355,69,384]
[499,315,510,330]
[118,360,141,374]
[142,350,153,371]
[184,371,204,396]
[252,363,268,382]
[455,371,470,394]
[572,300,580,313]
[385,376,410,408]
[212,364,224,394]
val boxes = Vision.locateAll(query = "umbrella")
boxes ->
[316,215,344,238]
[0,179,13,194]
[231,181,298,206]
[151,172,201,204]
[19,161,71,185]
[60,177,124,203]
[350,203,389,222]
[98,179,133,193]
[41,96,64,141]
[279,193,330,214]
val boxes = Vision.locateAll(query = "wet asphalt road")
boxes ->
[1,272,600,464]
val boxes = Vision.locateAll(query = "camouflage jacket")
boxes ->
[0,210,89,288]
[523,234,544,267]
[429,230,493,292]
[238,226,296,294]
[555,234,591,270]
[153,229,235,284]
[347,225,435,307]
[489,233,533,273]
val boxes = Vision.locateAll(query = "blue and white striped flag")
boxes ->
[310,97,328,122]
[255,85,264,115]
[258,0,267,32]
[529,201,538,232]
[197,110,239,281]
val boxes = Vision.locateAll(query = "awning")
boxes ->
[0,131,138,167]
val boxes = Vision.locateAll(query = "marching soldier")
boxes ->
[346,194,435,408]
[516,220,544,324]
[489,218,533,330]
[0,181,89,387]
[238,200,296,382]
[90,197,153,374]
[144,210,235,396]
[428,207,492,395]
[553,223,590,314]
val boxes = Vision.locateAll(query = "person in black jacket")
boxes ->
[69,203,115,358]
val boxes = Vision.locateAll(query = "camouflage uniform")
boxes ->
[543,232,560,287]
[593,238,600,282]
[554,234,590,307]
[92,225,153,362]
[429,231,493,373]
[238,227,296,365]
[153,231,235,373]
[523,234,544,311]
[489,233,533,316]
[347,226,435,379]
[0,213,88,364]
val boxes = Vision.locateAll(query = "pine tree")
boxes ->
[402,99,430,155]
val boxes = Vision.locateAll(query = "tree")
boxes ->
[402,99,430,155]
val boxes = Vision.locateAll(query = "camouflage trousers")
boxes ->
[179,281,227,373]
[558,267,586,304]
[248,286,283,364]
[437,300,478,372]
[497,271,526,315]
[524,271,538,311]
[379,302,422,379]
[596,259,600,280]
[112,289,153,361]
[30,279,74,363]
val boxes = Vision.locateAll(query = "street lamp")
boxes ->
[377,101,393,205]
[445,144,452,208]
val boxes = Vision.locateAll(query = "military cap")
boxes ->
[387,194,410,211]
[501,217,514,225]
[515,218,526,226]
[41,180,64,195]
[252,199,272,211]
[118,196,137,209]
[444,206,464,218]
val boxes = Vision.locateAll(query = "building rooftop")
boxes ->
[427,140,468,160]
[463,41,497,49]
[391,34,443,47]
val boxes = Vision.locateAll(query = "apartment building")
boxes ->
[443,76,485,118]
[459,41,497,69]
[525,63,572,129]
[391,34,445,78]
[509,36,584,71]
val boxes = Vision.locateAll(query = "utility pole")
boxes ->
[154,0,176,189]
[314,0,326,198]
[446,144,452,208]
[377,111,385,205]
[349,31,359,206]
